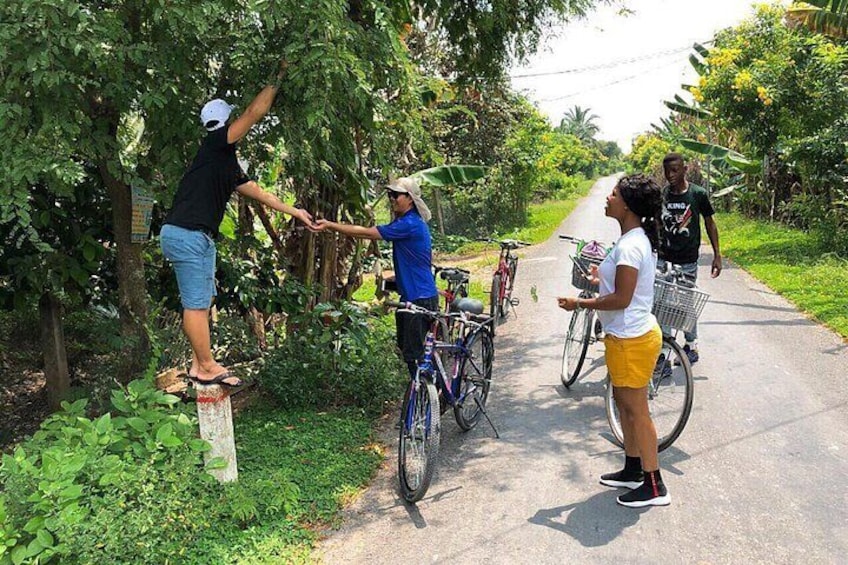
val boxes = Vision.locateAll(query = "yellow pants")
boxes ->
[604,324,662,389]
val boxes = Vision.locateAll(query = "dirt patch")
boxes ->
[0,369,50,450]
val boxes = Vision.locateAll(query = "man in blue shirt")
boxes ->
[315,177,438,377]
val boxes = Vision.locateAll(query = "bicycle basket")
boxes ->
[571,255,601,292]
[652,279,709,333]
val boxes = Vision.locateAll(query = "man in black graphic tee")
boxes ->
[658,153,722,364]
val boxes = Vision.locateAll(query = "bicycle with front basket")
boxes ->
[604,264,708,451]
[387,299,496,503]
[558,234,610,387]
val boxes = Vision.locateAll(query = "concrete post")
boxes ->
[195,384,238,483]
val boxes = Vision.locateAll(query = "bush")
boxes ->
[0,379,301,565]
[257,303,406,416]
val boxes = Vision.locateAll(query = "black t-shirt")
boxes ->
[164,125,250,237]
[659,183,715,264]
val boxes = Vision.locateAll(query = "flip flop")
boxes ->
[188,371,244,388]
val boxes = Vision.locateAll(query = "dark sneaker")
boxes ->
[654,354,672,380]
[599,469,644,489]
[674,345,699,366]
[617,474,670,507]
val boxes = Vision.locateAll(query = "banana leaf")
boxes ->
[787,1,848,38]
[410,165,488,186]
[725,153,762,174]
[693,42,711,58]
[664,100,713,120]
[689,53,706,76]
[680,139,762,174]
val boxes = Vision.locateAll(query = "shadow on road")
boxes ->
[528,491,648,547]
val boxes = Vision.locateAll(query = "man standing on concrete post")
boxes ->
[160,63,316,387]
[314,177,438,378]
[658,152,722,365]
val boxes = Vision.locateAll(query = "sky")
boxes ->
[509,0,784,152]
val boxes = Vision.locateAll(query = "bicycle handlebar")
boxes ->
[385,301,491,329]
[656,264,697,288]
[477,238,530,249]
[433,265,470,282]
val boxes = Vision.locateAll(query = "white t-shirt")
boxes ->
[596,227,657,338]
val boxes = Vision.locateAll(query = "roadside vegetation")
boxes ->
[626,3,847,340]
[717,212,848,338]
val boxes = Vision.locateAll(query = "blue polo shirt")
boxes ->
[376,209,437,302]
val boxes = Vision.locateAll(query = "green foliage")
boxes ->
[556,105,601,143]
[626,133,673,175]
[718,212,848,336]
[413,0,597,80]
[0,380,208,564]
[444,106,602,236]
[257,304,406,416]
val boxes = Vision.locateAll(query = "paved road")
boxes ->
[319,175,848,564]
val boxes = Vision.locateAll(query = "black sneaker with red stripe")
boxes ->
[617,470,671,507]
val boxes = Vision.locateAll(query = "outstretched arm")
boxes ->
[704,215,722,277]
[236,180,315,228]
[227,62,288,144]
[314,219,382,240]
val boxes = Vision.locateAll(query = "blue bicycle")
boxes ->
[388,299,496,503]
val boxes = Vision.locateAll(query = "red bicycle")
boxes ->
[485,239,529,323]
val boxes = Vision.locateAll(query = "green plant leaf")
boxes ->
[35,530,53,549]
[205,457,228,470]
[161,435,183,448]
[11,544,27,565]
[22,517,44,534]
[126,418,147,432]
[664,100,713,120]
[59,484,83,500]
[189,439,212,452]
[155,423,174,443]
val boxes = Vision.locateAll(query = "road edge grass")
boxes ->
[716,211,848,339]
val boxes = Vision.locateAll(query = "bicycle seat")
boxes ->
[438,268,470,283]
[499,239,529,250]
[450,297,484,315]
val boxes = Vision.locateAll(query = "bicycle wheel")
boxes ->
[453,327,494,431]
[604,338,694,452]
[489,273,502,320]
[398,378,441,503]
[499,259,517,319]
[560,307,592,387]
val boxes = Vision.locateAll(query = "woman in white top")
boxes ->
[558,175,668,508]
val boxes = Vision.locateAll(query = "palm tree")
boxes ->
[786,0,848,39]
[557,105,600,143]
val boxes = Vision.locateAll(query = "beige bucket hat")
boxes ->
[387,176,432,222]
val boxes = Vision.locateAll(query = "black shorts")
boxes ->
[395,296,439,376]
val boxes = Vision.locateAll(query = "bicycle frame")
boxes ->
[410,316,483,409]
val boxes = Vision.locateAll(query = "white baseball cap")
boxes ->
[200,99,233,131]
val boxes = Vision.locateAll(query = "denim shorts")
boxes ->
[160,224,217,310]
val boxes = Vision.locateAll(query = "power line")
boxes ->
[536,56,685,103]
[510,41,712,79]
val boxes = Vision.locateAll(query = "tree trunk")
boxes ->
[431,185,446,236]
[39,292,70,411]
[99,161,151,382]
[90,95,150,383]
